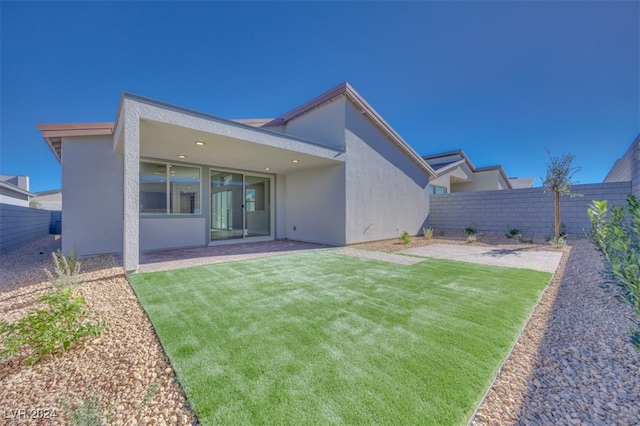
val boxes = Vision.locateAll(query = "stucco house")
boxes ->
[423,150,533,194]
[604,134,640,197]
[0,175,35,207]
[32,189,63,211]
[38,83,436,272]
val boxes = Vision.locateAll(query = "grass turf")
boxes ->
[128,251,551,425]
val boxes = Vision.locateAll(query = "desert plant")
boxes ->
[549,236,566,248]
[400,231,411,245]
[0,287,105,365]
[467,234,477,243]
[63,381,159,425]
[541,148,581,240]
[517,235,534,244]
[588,196,640,349]
[62,395,112,426]
[465,226,476,236]
[505,224,520,239]
[422,227,433,239]
[0,252,104,365]
[47,250,82,289]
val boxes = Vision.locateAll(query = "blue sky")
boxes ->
[1,1,638,192]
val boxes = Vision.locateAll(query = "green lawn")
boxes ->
[128,251,551,425]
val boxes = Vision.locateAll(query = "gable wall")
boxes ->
[281,97,347,149]
[343,99,430,242]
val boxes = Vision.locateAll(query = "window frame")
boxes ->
[140,160,202,215]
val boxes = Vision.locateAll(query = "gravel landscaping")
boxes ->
[0,236,195,425]
[2,234,639,424]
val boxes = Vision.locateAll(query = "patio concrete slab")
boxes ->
[398,244,563,273]
[333,247,424,265]
[138,240,332,273]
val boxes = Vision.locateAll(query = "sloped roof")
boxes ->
[37,83,436,177]
[0,180,35,197]
[37,123,114,162]
[263,82,436,177]
[424,149,513,189]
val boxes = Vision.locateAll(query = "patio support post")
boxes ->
[122,101,140,272]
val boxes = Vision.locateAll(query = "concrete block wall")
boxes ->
[429,182,632,239]
[0,203,60,253]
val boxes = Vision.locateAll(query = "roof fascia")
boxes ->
[0,181,36,197]
[117,92,346,154]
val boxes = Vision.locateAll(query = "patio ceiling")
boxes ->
[140,119,344,175]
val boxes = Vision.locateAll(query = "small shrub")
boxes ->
[47,250,82,289]
[465,226,476,236]
[517,235,534,244]
[422,227,433,239]
[0,252,104,365]
[549,236,566,248]
[62,396,112,426]
[400,231,411,245]
[505,224,520,239]
[588,196,640,349]
[63,381,159,425]
[0,287,105,365]
[467,234,477,243]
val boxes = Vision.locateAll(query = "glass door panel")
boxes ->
[244,175,271,237]
[210,171,245,241]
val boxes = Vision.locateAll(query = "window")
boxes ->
[428,185,447,195]
[140,161,201,214]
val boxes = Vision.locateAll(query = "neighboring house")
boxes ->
[423,150,524,193]
[33,189,62,211]
[38,82,436,272]
[508,177,536,189]
[0,175,35,207]
[604,134,640,197]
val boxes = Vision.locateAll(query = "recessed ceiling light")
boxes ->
[195,141,205,146]
[292,159,299,163]
[265,167,271,171]
[178,155,187,159]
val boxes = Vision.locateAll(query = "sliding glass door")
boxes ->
[210,170,271,241]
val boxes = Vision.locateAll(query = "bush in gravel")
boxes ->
[588,195,640,349]
[400,231,411,245]
[48,249,82,289]
[505,224,520,239]
[63,381,159,425]
[0,253,105,365]
[422,227,433,239]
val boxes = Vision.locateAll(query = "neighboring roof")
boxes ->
[423,149,513,189]
[232,118,274,127]
[34,189,62,196]
[509,177,536,189]
[263,82,437,178]
[37,123,114,162]
[0,180,35,197]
